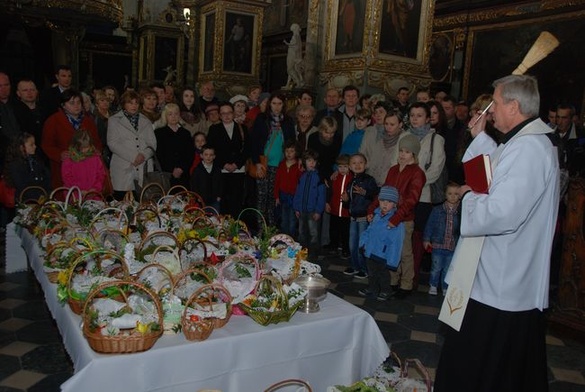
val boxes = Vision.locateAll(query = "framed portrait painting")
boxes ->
[370,0,434,73]
[223,11,256,74]
[335,0,365,56]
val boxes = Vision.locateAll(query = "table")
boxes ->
[15,226,389,392]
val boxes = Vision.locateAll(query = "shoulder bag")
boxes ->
[135,150,171,198]
[425,132,449,204]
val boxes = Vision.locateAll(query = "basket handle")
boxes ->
[179,238,208,266]
[237,207,267,233]
[401,358,432,391]
[264,379,312,392]
[19,186,48,204]
[65,186,82,207]
[139,231,179,251]
[140,182,165,203]
[67,249,130,299]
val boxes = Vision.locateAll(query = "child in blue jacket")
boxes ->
[423,182,461,295]
[293,149,326,261]
[359,185,405,301]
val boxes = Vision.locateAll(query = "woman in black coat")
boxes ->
[248,92,295,227]
[154,103,194,189]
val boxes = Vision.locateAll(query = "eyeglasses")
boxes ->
[298,114,314,120]
[220,111,233,115]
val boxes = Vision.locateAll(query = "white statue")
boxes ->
[283,23,304,88]
[163,66,176,85]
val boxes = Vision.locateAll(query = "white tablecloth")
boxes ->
[16,226,389,392]
[5,222,28,273]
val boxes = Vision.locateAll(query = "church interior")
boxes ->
[1,0,585,390]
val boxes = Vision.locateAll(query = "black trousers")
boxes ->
[329,215,350,253]
[221,172,245,219]
[435,299,548,392]
[366,257,391,295]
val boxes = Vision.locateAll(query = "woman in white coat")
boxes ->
[107,90,157,200]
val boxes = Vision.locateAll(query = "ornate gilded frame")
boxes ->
[320,0,434,94]
[199,1,263,82]
[322,0,377,70]
[369,0,434,74]
[138,29,184,84]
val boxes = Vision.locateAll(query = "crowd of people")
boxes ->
[1,66,583,297]
[0,64,583,390]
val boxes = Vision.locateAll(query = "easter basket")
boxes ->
[239,275,306,326]
[181,285,217,341]
[82,280,163,353]
[64,249,129,314]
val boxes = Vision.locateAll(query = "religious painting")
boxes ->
[465,15,585,116]
[379,0,424,59]
[334,0,365,56]
[429,33,453,81]
[202,12,216,73]
[154,36,178,82]
[223,11,255,74]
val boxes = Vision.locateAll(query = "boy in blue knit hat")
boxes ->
[358,185,405,301]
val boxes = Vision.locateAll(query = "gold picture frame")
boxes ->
[199,1,263,81]
[370,0,434,74]
[322,0,377,70]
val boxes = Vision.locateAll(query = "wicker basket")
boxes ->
[133,262,176,296]
[66,249,129,315]
[89,207,129,233]
[178,237,208,269]
[82,280,163,353]
[173,268,213,302]
[207,284,233,329]
[238,275,303,326]
[181,285,216,341]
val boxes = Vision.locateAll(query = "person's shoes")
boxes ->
[377,292,391,301]
[355,271,368,279]
[343,267,358,276]
[392,289,411,299]
[340,251,350,259]
[390,284,399,293]
[358,288,374,297]
[428,286,438,296]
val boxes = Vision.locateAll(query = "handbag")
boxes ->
[0,176,16,208]
[246,155,267,179]
[425,132,449,204]
[135,153,171,199]
[247,126,277,179]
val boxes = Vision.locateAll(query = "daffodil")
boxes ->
[136,321,150,334]
[57,270,69,286]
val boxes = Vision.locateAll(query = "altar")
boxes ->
[9,224,389,391]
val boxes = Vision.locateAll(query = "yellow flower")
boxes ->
[136,321,149,334]
[57,270,69,286]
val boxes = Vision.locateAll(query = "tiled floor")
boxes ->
[1,234,585,391]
